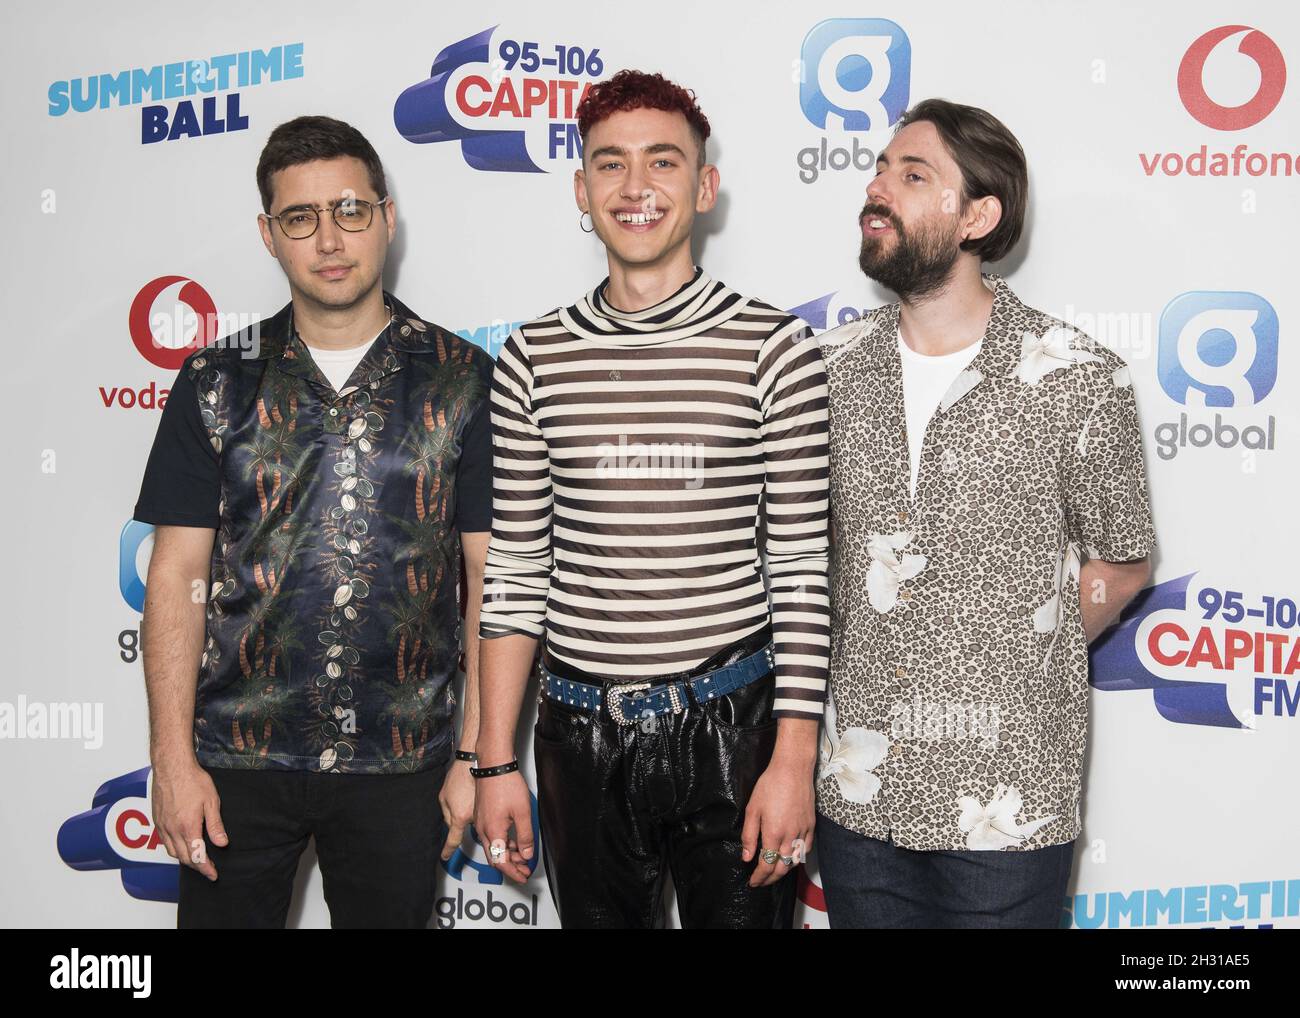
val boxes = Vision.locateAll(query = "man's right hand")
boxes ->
[473,769,534,883]
[151,759,228,881]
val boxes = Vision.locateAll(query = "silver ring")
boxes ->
[760,848,780,865]
[488,842,506,861]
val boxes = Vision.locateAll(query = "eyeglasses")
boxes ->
[263,196,391,240]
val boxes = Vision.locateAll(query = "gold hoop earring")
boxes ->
[579,211,595,233]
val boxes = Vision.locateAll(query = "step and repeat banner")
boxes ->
[2,0,1296,928]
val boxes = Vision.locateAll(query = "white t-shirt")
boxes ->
[302,326,384,393]
[897,327,983,498]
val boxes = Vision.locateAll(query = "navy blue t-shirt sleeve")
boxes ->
[133,363,222,528]
[455,399,493,533]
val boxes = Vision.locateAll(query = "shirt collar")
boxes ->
[854,272,1028,413]
[251,291,442,385]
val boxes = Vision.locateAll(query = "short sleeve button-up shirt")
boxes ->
[815,274,1156,851]
[133,292,494,774]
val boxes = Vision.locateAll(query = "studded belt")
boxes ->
[540,642,776,727]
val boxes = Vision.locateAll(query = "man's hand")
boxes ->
[151,758,227,881]
[439,758,477,861]
[1080,556,1152,641]
[473,769,534,883]
[741,745,816,888]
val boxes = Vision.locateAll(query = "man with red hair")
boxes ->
[472,70,830,928]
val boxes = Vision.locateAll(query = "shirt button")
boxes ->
[400,325,411,337]
[895,665,907,678]
[899,589,913,602]
[329,408,338,416]
[890,743,904,757]
[896,510,909,523]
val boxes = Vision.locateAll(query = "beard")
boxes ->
[857,203,962,302]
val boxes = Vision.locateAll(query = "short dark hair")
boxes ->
[895,99,1027,262]
[256,115,388,213]
[577,69,711,167]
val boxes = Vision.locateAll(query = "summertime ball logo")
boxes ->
[1178,25,1286,130]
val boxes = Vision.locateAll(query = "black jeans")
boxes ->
[532,627,796,929]
[815,812,1074,928]
[177,760,450,929]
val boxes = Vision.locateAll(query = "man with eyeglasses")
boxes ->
[132,115,494,928]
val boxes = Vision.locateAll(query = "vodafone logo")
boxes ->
[1178,25,1286,130]
[128,275,219,369]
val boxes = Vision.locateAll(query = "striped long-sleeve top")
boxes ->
[479,267,830,719]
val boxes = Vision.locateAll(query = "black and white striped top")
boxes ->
[479,267,830,719]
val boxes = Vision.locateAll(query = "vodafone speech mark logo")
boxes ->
[128,275,219,369]
[1178,25,1286,130]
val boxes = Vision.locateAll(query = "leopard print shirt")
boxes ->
[815,273,1156,852]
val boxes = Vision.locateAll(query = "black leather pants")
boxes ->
[532,625,796,929]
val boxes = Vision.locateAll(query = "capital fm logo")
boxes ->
[1178,26,1286,131]
[1141,26,1291,177]
[395,26,608,173]
[1152,291,1278,461]
[1092,573,1300,730]
[58,767,179,903]
[795,19,910,184]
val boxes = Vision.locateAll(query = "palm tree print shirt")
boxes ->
[134,292,494,773]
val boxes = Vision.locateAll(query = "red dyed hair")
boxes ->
[577,69,712,166]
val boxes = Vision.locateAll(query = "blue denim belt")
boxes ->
[541,642,776,727]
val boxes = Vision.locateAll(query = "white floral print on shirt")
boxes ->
[865,531,927,613]
[1033,541,1083,672]
[957,783,1059,850]
[820,723,890,805]
[1014,326,1101,386]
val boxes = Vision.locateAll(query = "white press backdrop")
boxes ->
[2,0,1296,928]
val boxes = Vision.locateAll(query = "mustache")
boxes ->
[858,203,902,233]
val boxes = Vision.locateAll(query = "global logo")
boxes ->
[799,19,910,133]
[441,787,542,885]
[1157,291,1278,408]
[394,26,606,172]
[129,275,219,370]
[120,520,154,613]
[1153,291,1279,461]
[57,767,179,903]
[1178,26,1286,131]
[789,290,871,332]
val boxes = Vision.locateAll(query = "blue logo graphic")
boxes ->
[1158,291,1278,407]
[788,291,875,332]
[58,767,179,903]
[395,27,603,173]
[119,520,154,613]
[1091,573,1245,729]
[800,19,910,132]
[442,789,542,884]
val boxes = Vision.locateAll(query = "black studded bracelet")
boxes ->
[470,760,519,779]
